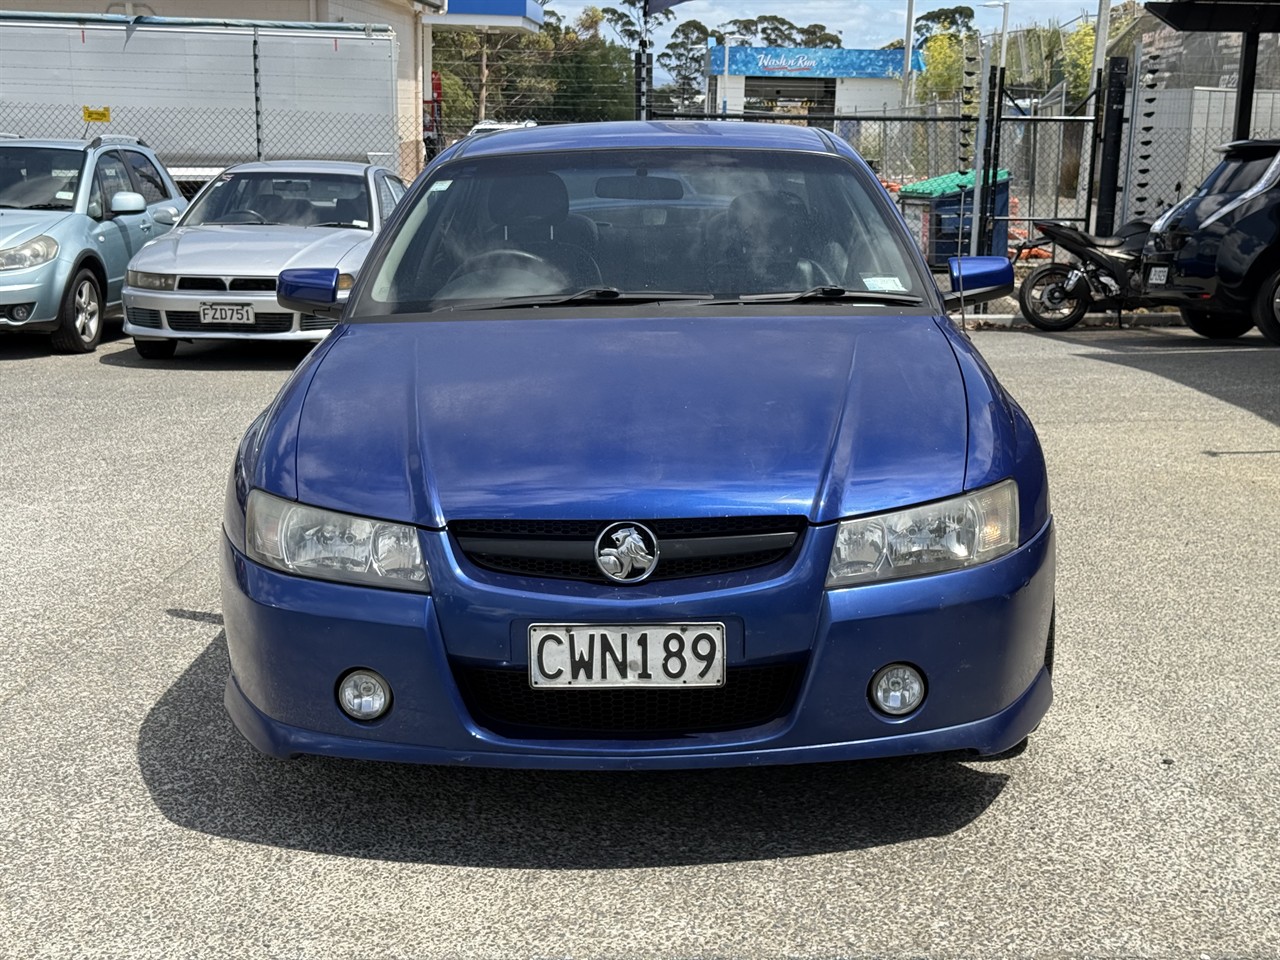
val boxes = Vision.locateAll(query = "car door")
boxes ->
[87,150,149,304]
[122,148,182,235]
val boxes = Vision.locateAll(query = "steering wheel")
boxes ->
[447,248,553,282]
[216,209,266,224]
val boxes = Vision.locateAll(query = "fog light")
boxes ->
[8,303,33,322]
[338,669,391,721]
[870,663,925,716]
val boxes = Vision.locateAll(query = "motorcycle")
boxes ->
[1015,219,1152,331]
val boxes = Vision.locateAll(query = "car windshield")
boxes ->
[0,146,83,210]
[184,171,371,227]
[357,147,925,315]
[1197,153,1277,197]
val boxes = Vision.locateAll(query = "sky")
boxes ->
[543,0,1126,56]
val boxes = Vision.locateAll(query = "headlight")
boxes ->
[245,490,430,592]
[126,270,176,290]
[0,235,59,271]
[826,479,1019,587]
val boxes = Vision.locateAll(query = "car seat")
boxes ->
[481,172,601,287]
[707,189,834,294]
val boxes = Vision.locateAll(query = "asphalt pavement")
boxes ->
[1,324,1277,959]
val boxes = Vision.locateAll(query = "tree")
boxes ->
[711,15,840,48]
[918,31,965,102]
[914,5,976,42]
[1063,22,1096,107]
[601,0,674,46]
[657,19,710,109]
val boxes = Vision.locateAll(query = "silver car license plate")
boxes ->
[200,302,255,324]
[1148,266,1168,286]
[529,623,725,688]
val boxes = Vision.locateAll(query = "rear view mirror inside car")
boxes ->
[594,175,683,200]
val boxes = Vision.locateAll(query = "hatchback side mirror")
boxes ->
[110,191,147,215]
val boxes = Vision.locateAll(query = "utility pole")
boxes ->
[902,0,915,108]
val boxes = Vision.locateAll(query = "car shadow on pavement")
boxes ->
[138,631,1010,869]
[98,338,314,372]
[1034,327,1280,429]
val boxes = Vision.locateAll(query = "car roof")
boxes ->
[220,159,383,175]
[447,120,841,159]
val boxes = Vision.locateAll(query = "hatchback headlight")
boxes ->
[245,490,430,592]
[0,235,59,271]
[126,270,176,290]
[826,479,1019,587]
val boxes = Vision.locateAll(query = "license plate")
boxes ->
[200,302,255,324]
[529,623,725,688]
[1148,266,1168,286]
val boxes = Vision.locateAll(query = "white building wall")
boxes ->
[835,78,902,115]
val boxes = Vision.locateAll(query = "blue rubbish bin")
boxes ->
[898,170,1010,267]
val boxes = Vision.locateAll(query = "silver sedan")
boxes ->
[122,159,405,359]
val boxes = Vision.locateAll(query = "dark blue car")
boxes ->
[220,121,1054,769]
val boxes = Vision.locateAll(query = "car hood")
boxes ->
[285,314,970,526]
[129,224,371,274]
[0,209,72,249]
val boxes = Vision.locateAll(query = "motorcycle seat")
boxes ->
[1084,233,1129,248]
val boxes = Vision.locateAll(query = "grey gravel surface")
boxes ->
[1,325,1277,959]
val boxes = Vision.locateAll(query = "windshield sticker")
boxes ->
[863,276,907,292]
[55,190,75,201]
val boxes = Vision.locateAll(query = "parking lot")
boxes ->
[2,324,1278,958]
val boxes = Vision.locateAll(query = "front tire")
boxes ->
[1018,264,1088,331]
[50,268,103,353]
[1249,270,1280,345]
[133,338,177,360]
[1179,307,1254,339]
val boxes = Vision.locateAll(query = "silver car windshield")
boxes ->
[359,148,924,314]
[0,146,82,210]
[184,171,371,228]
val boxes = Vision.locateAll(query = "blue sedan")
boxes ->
[220,121,1054,770]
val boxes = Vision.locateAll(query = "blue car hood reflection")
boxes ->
[288,314,969,526]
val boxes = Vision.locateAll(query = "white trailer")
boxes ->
[0,12,400,189]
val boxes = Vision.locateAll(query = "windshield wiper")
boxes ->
[436,287,716,312]
[725,286,924,305]
[313,221,368,229]
[19,203,73,211]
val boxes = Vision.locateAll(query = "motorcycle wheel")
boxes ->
[1179,308,1254,339]
[1018,263,1088,331]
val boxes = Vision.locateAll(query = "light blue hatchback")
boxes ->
[0,135,185,352]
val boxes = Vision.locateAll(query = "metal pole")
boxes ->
[1090,0,1110,101]
[1234,31,1260,140]
[902,0,915,108]
[968,39,992,255]
[252,26,263,161]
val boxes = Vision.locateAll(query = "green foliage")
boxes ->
[1063,22,1096,107]
[602,0,673,46]
[657,20,710,109]
[915,6,975,41]
[710,15,841,49]
[919,32,965,102]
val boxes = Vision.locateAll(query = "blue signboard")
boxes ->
[708,46,924,80]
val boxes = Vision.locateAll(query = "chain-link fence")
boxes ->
[0,99,425,194]
[1118,18,1280,224]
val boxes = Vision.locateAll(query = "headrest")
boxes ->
[728,190,808,243]
[488,173,569,225]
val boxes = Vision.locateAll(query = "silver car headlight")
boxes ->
[826,479,1019,587]
[245,490,430,592]
[0,235,59,271]
[126,270,176,290]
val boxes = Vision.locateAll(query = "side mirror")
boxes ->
[279,267,342,319]
[942,256,1015,310]
[152,206,180,225]
[87,199,103,220]
[110,191,147,215]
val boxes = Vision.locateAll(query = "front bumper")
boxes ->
[123,287,338,341]
[0,259,67,331]
[220,519,1055,770]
